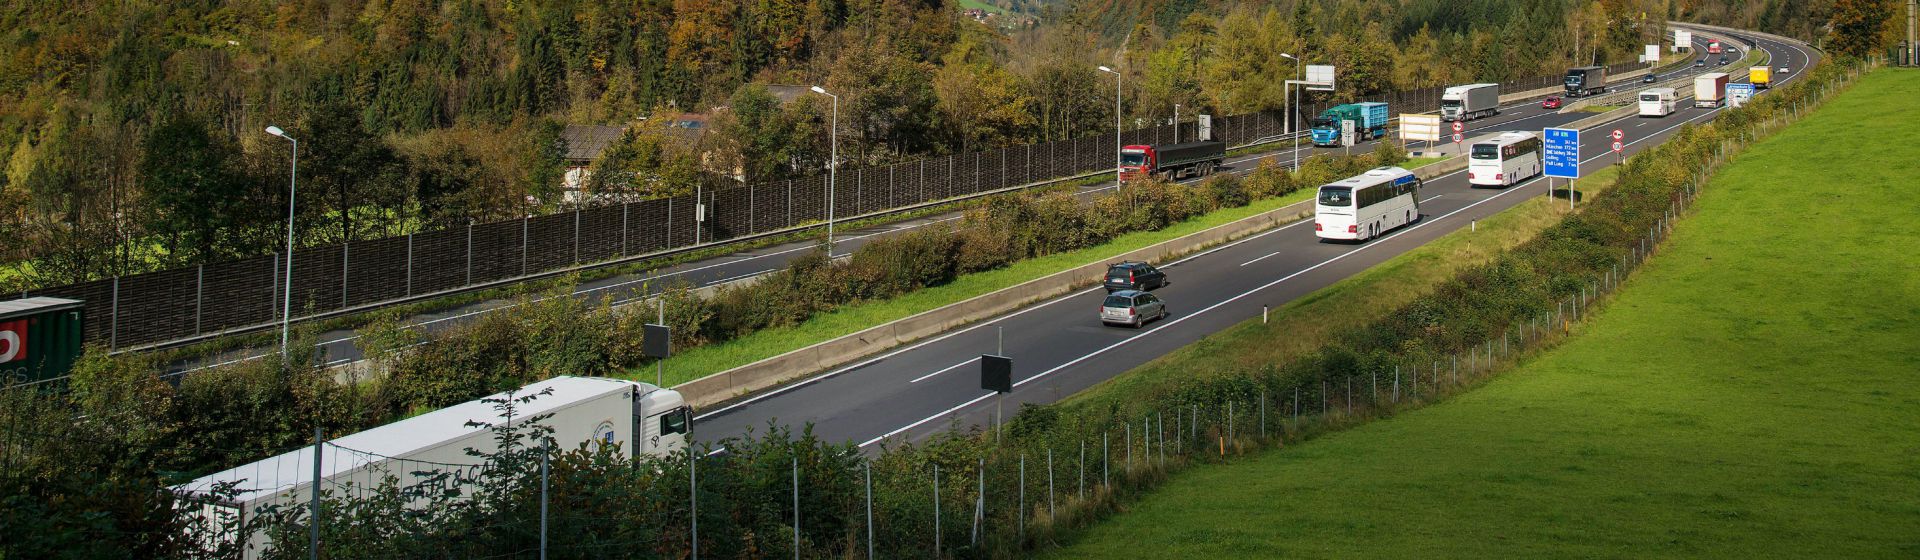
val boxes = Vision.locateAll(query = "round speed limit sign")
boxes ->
[1452,121,1464,133]
[1453,133,1464,143]
[1611,141,1624,153]
[1612,129,1624,141]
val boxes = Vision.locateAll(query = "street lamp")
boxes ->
[265,125,297,361]
[1097,66,1122,188]
[1281,53,1302,171]
[809,86,839,254]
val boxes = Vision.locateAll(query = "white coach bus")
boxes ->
[1467,131,1544,188]
[1638,87,1679,117]
[1316,166,1421,242]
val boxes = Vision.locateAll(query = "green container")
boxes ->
[0,297,85,385]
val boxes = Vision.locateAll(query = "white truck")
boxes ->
[174,376,691,557]
[1440,83,1501,121]
[1694,72,1730,108]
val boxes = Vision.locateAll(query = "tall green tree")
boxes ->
[138,116,260,264]
[1825,0,1896,57]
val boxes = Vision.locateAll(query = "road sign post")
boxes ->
[1451,121,1465,154]
[1543,127,1581,210]
[1612,129,1626,165]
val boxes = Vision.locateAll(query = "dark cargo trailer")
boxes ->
[0,297,85,385]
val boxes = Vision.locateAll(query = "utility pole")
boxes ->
[1909,0,1918,66]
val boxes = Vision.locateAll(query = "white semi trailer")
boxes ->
[1440,83,1501,121]
[174,376,691,557]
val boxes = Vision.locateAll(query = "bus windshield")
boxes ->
[1317,186,1353,207]
[1121,153,1147,166]
[1471,144,1501,160]
[1639,94,1661,102]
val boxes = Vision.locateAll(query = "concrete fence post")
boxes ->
[465,223,473,285]
[341,242,350,308]
[786,181,793,228]
[520,217,529,277]
[792,455,800,559]
[1046,448,1055,522]
[972,457,984,547]
[864,461,873,559]
[622,203,630,257]
[109,276,120,351]
[691,452,699,560]
[1018,454,1026,541]
[1102,431,1109,488]
[195,264,204,335]
[572,209,581,264]
[405,233,414,296]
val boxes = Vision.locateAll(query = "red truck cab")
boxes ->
[1119,145,1155,180]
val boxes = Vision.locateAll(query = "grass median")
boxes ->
[1050,67,1920,558]
[638,186,1320,386]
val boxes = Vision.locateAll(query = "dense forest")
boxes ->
[0,0,1677,290]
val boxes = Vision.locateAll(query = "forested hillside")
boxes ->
[0,0,1667,290]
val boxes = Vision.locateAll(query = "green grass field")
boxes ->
[1052,68,1920,558]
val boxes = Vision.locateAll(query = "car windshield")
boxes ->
[1317,186,1353,207]
[1120,153,1147,166]
[1471,144,1500,160]
[1103,294,1134,307]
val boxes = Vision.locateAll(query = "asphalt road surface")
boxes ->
[690,28,1816,452]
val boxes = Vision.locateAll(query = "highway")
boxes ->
[690,27,1817,451]
[160,28,1775,384]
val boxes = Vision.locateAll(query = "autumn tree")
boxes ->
[1825,0,1896,57]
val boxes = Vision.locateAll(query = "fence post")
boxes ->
[1393,368,1401,403]
[972,456,984,547]
[573,209,581,264]
[1175,408,1182,451]
[786,181,793,228]
[465,223,473,285]
[341,242,349,308]
[405,233,414,296]
[1293,387,1300,423]
[864,461,873,560]
[309,427,322,560]
[521,217,529,277]
[1018,454,1026,541]
[793,455,800,560]
[109,276,119,351]
[1125,423,1132,472]
[1260,390,1267,438]
[540,441,549,560]
[1101,431,1109,488]
[195,264,204,335]
[622,202,630,257]
[933,464,941,554]
[1047,448,1055,522]
[691,451,699,560]
[1079,439,1086,501]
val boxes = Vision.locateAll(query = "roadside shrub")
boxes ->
[1206,173,1251,208]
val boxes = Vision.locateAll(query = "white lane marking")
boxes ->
[909,357,979,383]
[858,100,1736,448]
[693,202,1306,421]
[705,269,776,287]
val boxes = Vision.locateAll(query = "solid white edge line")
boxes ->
[857,95,1737,449]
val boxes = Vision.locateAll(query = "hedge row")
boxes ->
[0,142,1407,557]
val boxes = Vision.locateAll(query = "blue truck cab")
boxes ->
[1310,102,1391,147]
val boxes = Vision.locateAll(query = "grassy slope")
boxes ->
[1052,69,1920,558]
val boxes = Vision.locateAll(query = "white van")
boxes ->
[1638,87,1678,117]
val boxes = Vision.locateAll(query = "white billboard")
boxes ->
[1399,114,1442,142]
[1304,65,1335,91]
[1674,30,1693,49]
[1644,44,1660,64]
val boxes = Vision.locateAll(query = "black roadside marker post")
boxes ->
[981,354,1013,442]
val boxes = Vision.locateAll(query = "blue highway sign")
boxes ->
[1543,127,1581,179]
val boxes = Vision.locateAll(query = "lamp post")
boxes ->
[1281,53,1301,171]
[809,86,839,254]
[264,125,298,361]
[1097,65,1122,188]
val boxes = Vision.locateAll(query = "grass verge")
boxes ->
[639,187,1319,385]
[1051,67,1920,558]
[1059,163,1622,416]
